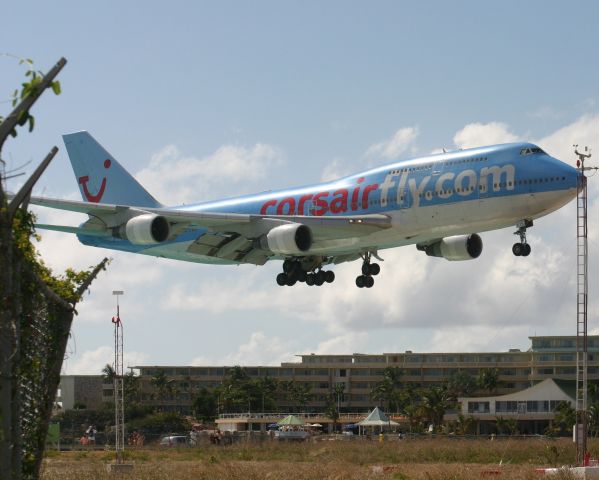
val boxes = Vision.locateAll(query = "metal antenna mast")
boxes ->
[112,291,125,465]
[574,145,592,465]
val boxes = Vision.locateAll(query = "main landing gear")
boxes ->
[276,258,335,287]
[512,219,533,257]
[356,253,380,288]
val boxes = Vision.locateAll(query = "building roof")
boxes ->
[458,378,575,403]
[358,407,399,426]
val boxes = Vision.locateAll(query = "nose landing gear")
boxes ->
[512,219,533,257]
[356,252,380,288]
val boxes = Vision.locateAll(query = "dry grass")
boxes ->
[40,437,593,479]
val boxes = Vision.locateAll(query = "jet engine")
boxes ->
[115,214,170,245]
[261,223,313,255]
[418,234,483,261]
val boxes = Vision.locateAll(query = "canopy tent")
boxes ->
[357,407,399,434]
[277,415,304,426]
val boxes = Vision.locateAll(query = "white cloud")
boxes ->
[136,143,285,204]
[534,114,599,161]
[428,324,530,353]
[63,346,150,375]
[191,331,296,366]
[453,121,519,149]
[320,157,352,182]
[527,106,561,120]
[313,332,370,354]
[366,126,419,160]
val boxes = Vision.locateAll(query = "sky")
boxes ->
[2,1,599,374]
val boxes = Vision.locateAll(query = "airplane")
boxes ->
[28,131,580,288]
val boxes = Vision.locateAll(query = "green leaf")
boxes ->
[51,81,61,95]
[17,111,28,126]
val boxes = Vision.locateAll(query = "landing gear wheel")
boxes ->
[512,243,522,256]
[369,263,380,276]
[512,220,533,258]
[297,270,307,282]
[356,275,366,288]
[325,271,335,283]
[315,270,326,286]
[306,273,315,286]
[283,259,294,273]
[365,276,374,288]
[287,277,297,286]
[362,264,371,275]
[276,273,288,286]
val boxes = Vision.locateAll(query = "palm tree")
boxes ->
[101,363,116,384]
[371,367,403,412]
[420,385,453,430]
[325,393,340,433]
[150,370,171,402]
[455,414,476,435]
[477,368,500,395]
[254,376,278,413]
[289,383,312,412]
[551,401,576,435]
[447,370,477,397]
[124,370,140,403]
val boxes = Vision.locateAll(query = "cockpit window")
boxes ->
[520,147,545,156]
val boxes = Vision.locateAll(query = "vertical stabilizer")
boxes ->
[63,131,161,207]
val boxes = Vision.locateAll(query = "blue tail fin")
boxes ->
[63,131,161,207]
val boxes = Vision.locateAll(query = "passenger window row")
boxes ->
[367,176,566,206]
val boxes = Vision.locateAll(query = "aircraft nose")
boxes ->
[553,155,579,188]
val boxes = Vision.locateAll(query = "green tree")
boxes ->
[220,366,251,413]
[550,401,576,436]
[101,364,116,384]
[192,388,218,423]
[127,412,191,437]
[371,367,404,412]
[420,385,453,430]
[477,368,500,395]
[254,376,278,412]
[150,370,175,403]
[288,383,313,412]
[447,370,477,398]
[454,414,476,435]
[325,393,340,433]
[124,371,140,404]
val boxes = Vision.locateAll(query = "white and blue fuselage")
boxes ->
[78,143,578,260]
[31,133,579,287]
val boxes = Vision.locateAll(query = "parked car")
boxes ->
[159,435,189,447]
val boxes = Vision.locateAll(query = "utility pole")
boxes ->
[112,291,125,465]
[574,145,593,466]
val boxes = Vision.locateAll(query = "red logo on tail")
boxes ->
[79,159,111,203]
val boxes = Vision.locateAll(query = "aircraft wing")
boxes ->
[28,196,392,264]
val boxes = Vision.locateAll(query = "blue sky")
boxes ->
[2,1,599,373]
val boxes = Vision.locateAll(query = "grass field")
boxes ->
[40,437,594,479]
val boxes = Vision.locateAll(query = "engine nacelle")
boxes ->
[118,214,170,245]
[261,223,313,255]
[418,234,483,261]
